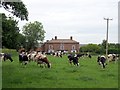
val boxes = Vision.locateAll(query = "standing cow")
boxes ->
[68,54,79,66]
[97,55,107,69]
[19,52,28,66]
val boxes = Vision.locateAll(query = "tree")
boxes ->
[80,44,101,54]
[101,39,107,49]
[1,1,29,49]
[22,21,46,50]
[80,45,88,52]
[108,43,120,54]
[16,33,26,51]
[1,1,28,21]
[2,13,20,49]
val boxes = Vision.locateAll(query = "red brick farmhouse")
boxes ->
[40,36,80,53]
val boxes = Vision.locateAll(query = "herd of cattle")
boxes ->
[0,50,119,69]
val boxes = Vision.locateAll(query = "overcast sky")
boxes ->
[1,0,119,44]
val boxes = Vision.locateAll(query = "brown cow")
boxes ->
[35,53,51,68]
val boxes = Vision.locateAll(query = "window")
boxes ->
[72,45,75,50]
[60,44,64,50]
[49,45,53,49]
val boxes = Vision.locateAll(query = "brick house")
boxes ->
[41,36,80,53]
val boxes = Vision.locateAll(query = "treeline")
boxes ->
[80,40,120,54]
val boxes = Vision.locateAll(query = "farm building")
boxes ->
[40,36,80,53]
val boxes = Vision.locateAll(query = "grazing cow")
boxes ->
[108,54,118,62]
[0,53,13,62]
[35,53,51,68]
[77,54,85,58]
[53,52,62,58]
[97,55,107,69]
[77,53,92,59]
[27,51,37,62]
[19,52,28,65]
[68,54,79,66]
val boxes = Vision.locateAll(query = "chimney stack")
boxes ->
[70,36,73,40]
[55,36,57,40]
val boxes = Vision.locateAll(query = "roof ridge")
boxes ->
[46,38,79,43]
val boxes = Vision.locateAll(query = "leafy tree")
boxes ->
[101,39,107,49]
[16,33,26,51]
[80,44,101,54]
[1,1,29,49]
[98,44,105,54]
[108,43,120,54]
[2,13,27,49]
[86,44,100,53]
[80,45,88,52]
[2,13,20,49]
[1,1,28,21]
[22,21,46,50]
[99,40,120,54]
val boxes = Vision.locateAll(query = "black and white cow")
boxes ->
[53,52,62,58]
[27,51,37,62]
[19,52,28,65]
[108,54,119,62]
[0,53,13,62]
[77,53,92,59]
[97,55,107,69]
[68,54,79,66]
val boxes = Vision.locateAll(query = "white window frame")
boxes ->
[72,45,76,50]
[49,45,53,49]
[60,44,64,50]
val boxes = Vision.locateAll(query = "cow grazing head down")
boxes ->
[108,54,118,62]
[68,54,79,66]
[35,53,51,68]
[0,53,13,62]
[97,55,107,69]
[19,51,29,66]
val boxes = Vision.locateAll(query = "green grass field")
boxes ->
[1,49,118,88]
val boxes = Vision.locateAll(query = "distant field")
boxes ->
[1,49,118,88]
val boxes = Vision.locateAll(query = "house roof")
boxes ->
[45,39,79,44]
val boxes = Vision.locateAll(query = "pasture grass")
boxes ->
[1,50,118,88]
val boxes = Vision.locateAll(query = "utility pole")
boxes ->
[104,18,113,60]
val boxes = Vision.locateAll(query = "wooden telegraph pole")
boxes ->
[104,18,113,60]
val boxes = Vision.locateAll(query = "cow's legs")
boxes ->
[101,62,105,68]
[8,57,13,62]
[3,57,6,61]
